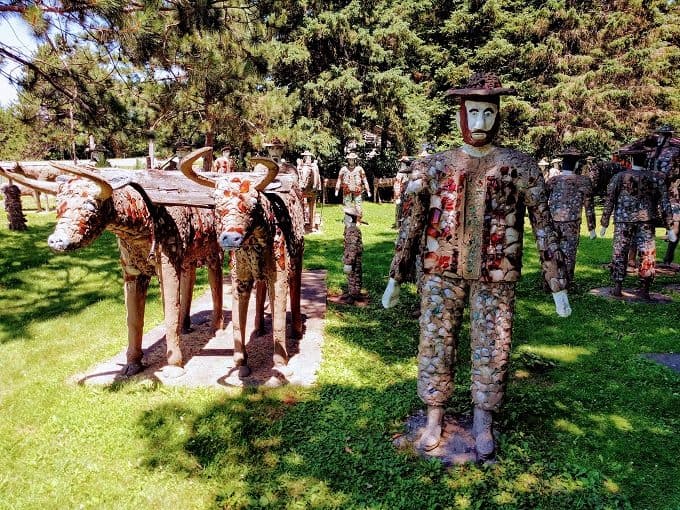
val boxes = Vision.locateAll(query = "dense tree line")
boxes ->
[0,0,677,174]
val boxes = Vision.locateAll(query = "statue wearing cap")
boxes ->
[341,205,364,303]
[213,146,236,173]
[382,72,571,461]
[647,125,680,264]
[393,155,412,228]
[600,147,675,298]
[545,147,597,288]
[335,152,371,216]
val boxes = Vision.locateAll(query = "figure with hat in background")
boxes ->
[335,152,371,217]
[647,125,680,265]
[600,147,676,299]
[549,157,562,178]
[382,71,571,461]
[545,147,597,289]
[393,155,412,228]
[538,157,550,179]
[297,150,322,231]
[341,205,366,304]
[213,146,236,173]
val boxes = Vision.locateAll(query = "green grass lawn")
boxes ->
[0,199,678,509]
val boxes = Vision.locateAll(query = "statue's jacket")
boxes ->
[600,168,673,228]
[546,173,596,230]
[389,147,567,293]
[337,166,369,195]
[652,144,680,220]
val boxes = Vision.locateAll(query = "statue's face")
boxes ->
[347,158,356,168]
[267,145,284,159]
[458,99,500,147]
[304,155,312,163]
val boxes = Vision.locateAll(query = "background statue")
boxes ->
[647,125,680,265]
[393,155,411,228]
[600,147,676,299]
[341,205,365,304]
[296,150,322,231]
[213,146,236,173]
[382,72,571,461]
[335,152,371,217]
[545,147,597,288]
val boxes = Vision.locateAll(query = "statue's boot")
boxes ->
[418,405,444,451]
[473,407,495,461]
[638,278,651,301]
[612,282,623,297]
[663,240,677,264]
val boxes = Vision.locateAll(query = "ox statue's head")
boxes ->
[37,164,114,252]
[180,148,279,250]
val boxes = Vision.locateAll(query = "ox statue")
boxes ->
[3,163,225,377]
[181,148,305,377]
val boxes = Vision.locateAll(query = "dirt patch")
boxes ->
[588,287,672,304]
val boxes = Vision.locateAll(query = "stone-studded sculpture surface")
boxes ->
[546,149,596,287]
[600,148,675,298]
[10,163,226,376]
[342,206,363,303]
[181,149,305,377]
[335,152,371,217]
[382,72,571,461]
[1,183,27,230]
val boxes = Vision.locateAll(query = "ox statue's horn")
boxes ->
[250,157,280,191]
[49,162,113,200]
[0,167,59,195]
[179,147,216,188]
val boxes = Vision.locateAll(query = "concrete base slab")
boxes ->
[72,270,327,388]
[393,410,488,466]
[588,286,672,304]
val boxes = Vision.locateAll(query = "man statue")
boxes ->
[647,125,680,265]
[335,152,371,217]
[546,147,597,288]
[297,150,322,231]
[548,158,562,178]
[382,72,571,460]
[600,147,676,299]
[213,146,236,173]
[341,206,364,304]
[393,155,411,228]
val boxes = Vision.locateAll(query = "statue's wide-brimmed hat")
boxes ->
[264,137,284,147]
[301,150,314,157]
[550,158,562,164]
[343,206,360,217]
[618,147,649,156]
[444,72,517,98]
[557,147,583,158]
[399,155,411,162]
[654,124,675,134]
[346,152,359,160]
[538,157,550,167]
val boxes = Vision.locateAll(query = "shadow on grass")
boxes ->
[135,381,630,509]
[0,224,123,343]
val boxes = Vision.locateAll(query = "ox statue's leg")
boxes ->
[208,262,224,331]
[270,269,292,376]
[122,272,151,376]
[289,255,303,339]
[309,194,317,232]
[180,267,196,333]
[159,257,183,368]
[233,275,254,377]
[254,280,267,335]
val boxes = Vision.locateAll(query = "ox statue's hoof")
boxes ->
[274,363,293,377]
[121,362,144,377]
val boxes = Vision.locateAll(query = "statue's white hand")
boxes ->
[667,229,678,243]
[599,226,607,237]
[382,278,401,308]
[552,290,572,317]
[589,229,597,239]
[343,264,352,274]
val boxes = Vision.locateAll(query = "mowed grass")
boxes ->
[0,198,679,509]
